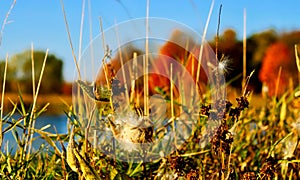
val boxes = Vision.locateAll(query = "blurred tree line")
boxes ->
[209,29,300,96]
[0,50,64,94]
[0,29,299,96]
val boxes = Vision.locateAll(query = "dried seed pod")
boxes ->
[107,114,154,144]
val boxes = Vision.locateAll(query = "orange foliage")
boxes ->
[259,42,298,96]
[96,30,209,94]
[148,30,208,96]
[95,30,211,116]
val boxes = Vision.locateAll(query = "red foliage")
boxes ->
[62,82,73,95]
[259,42,298,96]
[96,30,209,93]
[95,30,214,117]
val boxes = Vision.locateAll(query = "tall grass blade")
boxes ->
[31,43,36,98]
[60,0,81,79]
[26,49,49,159]
[196,0,214,86]
[242,8,247,89]
[0,54,9,149]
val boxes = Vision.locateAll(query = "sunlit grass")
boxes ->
[0,1,299,180]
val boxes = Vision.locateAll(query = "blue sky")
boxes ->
[0,0,300,82]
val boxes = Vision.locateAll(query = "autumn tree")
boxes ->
[259,42,298,96]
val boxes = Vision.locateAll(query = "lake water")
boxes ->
[1,114,68,152]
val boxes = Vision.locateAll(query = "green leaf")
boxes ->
[33,128,61,155]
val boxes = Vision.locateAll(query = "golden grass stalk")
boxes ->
[170,63,178,154]
[31,43,36,97]
[294,44,300,88]
[242,69,255,96]
[170,64,174,118]
[0,54,9,149]
[144,0,150,116]
[26,49,49,159]
[130,52,138,104]
[115,23,130,106]
[143,55,148,115]
[274,66,282,98]
[242,8,247,89]
[196,0,214,86]
[60,0,81,79]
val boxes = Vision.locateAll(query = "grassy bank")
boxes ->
[1,93,72,115]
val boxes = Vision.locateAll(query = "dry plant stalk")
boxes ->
[242,8,247,89]
[0,0,16,47]
[25,49,49,159]
[31,44,36,97]
[60,0,81,79]
[87,0,95,77]
[274,66,282,98]
[78,0,85,64]
[115,24,130,106]
[0,0,16,150]
[0,54,9,149]
[196,0,214,87]
[144,0,150,116]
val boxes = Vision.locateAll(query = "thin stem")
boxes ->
[0,0,16,47]
[26,49,49,159]
[215,4,222,61]
[0,54,9,149]
[144,0,150,116]
[60,0,81,79]
[274,66,282,98]
[130,52,138,104]
[242,8,247,90]
[294,44,300,85]
[31,43,36,98]
[85,103,96,153]
[78,0,85,67]
[196,0,214,87]
[170,63,177,154]
[99,17,114,111]
[88,0,95,78]
[114,22,130,106]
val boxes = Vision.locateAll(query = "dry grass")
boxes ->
[1,93,72,115]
